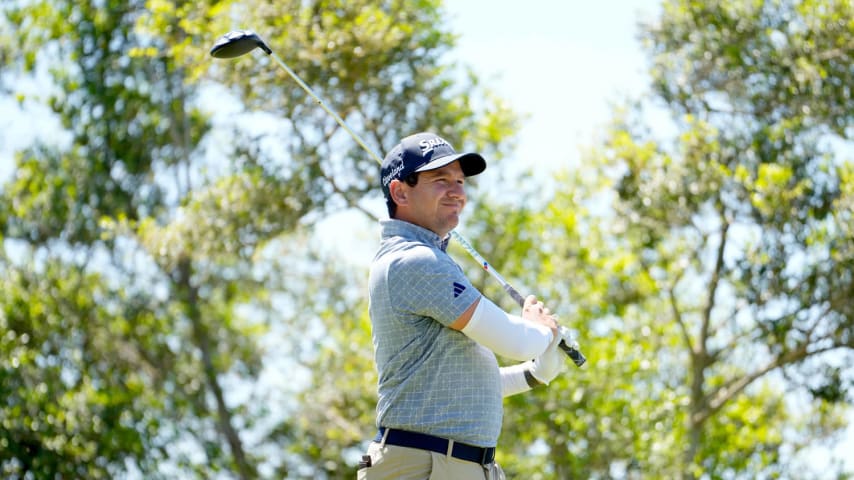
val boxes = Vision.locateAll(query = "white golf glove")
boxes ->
[529,330,565,385]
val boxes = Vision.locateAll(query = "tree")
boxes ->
[0,0,517,477]
[487,0,854,478]
[1,0,268,476]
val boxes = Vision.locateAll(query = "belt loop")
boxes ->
[380,428,390,448]
[446,439,454,457]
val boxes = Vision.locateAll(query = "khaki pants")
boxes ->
[356,441,506,480]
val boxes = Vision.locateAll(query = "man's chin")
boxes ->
[445,216,460,231]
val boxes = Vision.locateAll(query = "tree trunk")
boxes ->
[178,258,256,480]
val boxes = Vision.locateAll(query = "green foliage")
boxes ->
[0,259,154,478]
[1,0,517,477]
[274,246,378,479]
[465,0,853,478]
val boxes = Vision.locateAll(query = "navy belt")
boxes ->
[376,427,496,466]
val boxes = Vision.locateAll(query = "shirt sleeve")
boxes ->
[387,246,482,327]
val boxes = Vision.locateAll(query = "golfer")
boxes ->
[358,132,566,479]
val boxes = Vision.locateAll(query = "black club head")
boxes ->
[210,30,272,58]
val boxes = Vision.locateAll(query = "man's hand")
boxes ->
[522,295,558,339]
[529,332,565,385]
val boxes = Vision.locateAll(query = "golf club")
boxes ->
[210,30,586,367]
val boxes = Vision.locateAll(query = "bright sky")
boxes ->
[444,0,660,173]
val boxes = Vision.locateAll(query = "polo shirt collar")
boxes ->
[380,219,451,252]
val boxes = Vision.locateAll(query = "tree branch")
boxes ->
[701,213,729,349]
[667,275,693,356]
[695,339,849,426]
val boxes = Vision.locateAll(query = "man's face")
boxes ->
[393,161,467,237]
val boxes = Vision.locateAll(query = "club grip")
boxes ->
[558,339,587,367]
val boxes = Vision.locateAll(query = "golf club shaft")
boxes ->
[269,53,381,164]
[454,233,570,325]
[452,233,586,366]
[265,47,586,367]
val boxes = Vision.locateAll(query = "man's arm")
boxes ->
[449,295,559,361]
[447,297,480,330]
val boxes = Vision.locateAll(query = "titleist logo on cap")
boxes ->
[418,137,451,156]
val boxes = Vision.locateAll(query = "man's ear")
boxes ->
[389,180,408,206]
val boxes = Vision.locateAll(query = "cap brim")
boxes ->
[414,152,486,177]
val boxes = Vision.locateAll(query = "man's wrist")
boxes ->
[524,367,545,388]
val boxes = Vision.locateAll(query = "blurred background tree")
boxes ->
[487,0,854,478]
[0,0,515,478]
[1,0,852,479]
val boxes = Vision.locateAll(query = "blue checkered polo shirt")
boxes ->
[368,219,502,447]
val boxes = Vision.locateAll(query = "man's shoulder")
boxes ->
[376,238,441,268]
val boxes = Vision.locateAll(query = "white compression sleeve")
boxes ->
[500,362,534,397]
[461,296,553,361]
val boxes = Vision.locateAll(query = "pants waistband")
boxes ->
[375,427,496,466]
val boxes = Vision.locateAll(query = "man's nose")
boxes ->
[448,182,466,199]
